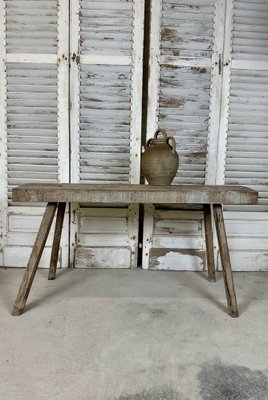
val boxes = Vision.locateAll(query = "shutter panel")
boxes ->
[0,1,6,266]
[225,0,268,205]
[79,64,132,183]
[147,0,217,185]
[78,0,134,183]
[6,63,58,199]
[225,68,268,203]
[219,0,268,270]
[0,0,69,267]
[143,0,221,270]
[70,0,144,268]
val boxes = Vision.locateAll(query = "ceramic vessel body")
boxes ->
[142,129,179,185]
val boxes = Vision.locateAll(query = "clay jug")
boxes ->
[142,128,179,185]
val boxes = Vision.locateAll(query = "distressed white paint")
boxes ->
[146,0,162,138]
[206,0,225,184]
[143,206,206,270]
[149,251,204,271]
[57,0,70,268]
[231,60,268,71]
[5,54,58,63]
[143,0,218,270]
[223,0,268,213]
[128,203,140,268]
[75,203,138,267]
[218,209,268,271]
[3,205,67,268]
[218,250,268,272]
[5,0,58,54]
[142,204,154,269]
[74,246,131,269]
[70,0,80,184]
[68,0,79,268]
[57,0,69,183]
[1,0,69,267]
[1,0,268,272]
[159,56,212,68]
[0,0,7,264]
[4,246,60,269]
[69,0,144,268]
[210,0,268,268]
[225,69,268,204]
[156,0,216,185]
[80,55,132,66]
[143,0,268,271]
[129,0,144,184]
[215,0,233,185]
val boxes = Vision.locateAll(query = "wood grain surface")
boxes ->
[12,183,258,205]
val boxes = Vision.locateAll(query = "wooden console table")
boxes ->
[11,183,258,317]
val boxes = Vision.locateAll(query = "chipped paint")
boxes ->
[74,246,131,269]
[149,248,205,271]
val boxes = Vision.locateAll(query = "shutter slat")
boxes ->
[159,66,211,184]
[6,63,58,200]
[161,0,214,58]
[80,0,133,56]
[225,69,268,204]
[79,63,132,183]
[157,1,215,185]
[5,1,58,54]
[233,1,268,61]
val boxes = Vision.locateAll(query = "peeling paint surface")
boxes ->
[149,248,205,271]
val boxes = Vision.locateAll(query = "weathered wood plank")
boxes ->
[213,204,238,318]
[203,204,216,282]
[12,202,57,316]
[12,183,258,205]
[48,202,66,280]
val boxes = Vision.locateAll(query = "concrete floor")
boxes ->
[1,268,268,400]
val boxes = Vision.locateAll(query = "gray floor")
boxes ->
[1,267,268,400]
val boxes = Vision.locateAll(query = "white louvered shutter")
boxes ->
[70,0,144,268]
[0,0,69,267]
[225,0,268,203]
[218,0,268,270]
[143,0,222,270]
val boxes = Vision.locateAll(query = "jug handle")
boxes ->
[167,136,176,154]
[146,128,167,147]
[154,128,168,139]
[146,138,153,148]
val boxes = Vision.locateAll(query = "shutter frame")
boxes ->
[70,0,145,269]
[222,0,268,207]
[217,0,268,271]
[0,0,7,262]
[143,0,219,270]
[1,0,69,267]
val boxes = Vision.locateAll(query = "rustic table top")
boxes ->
[12,183,258,205]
